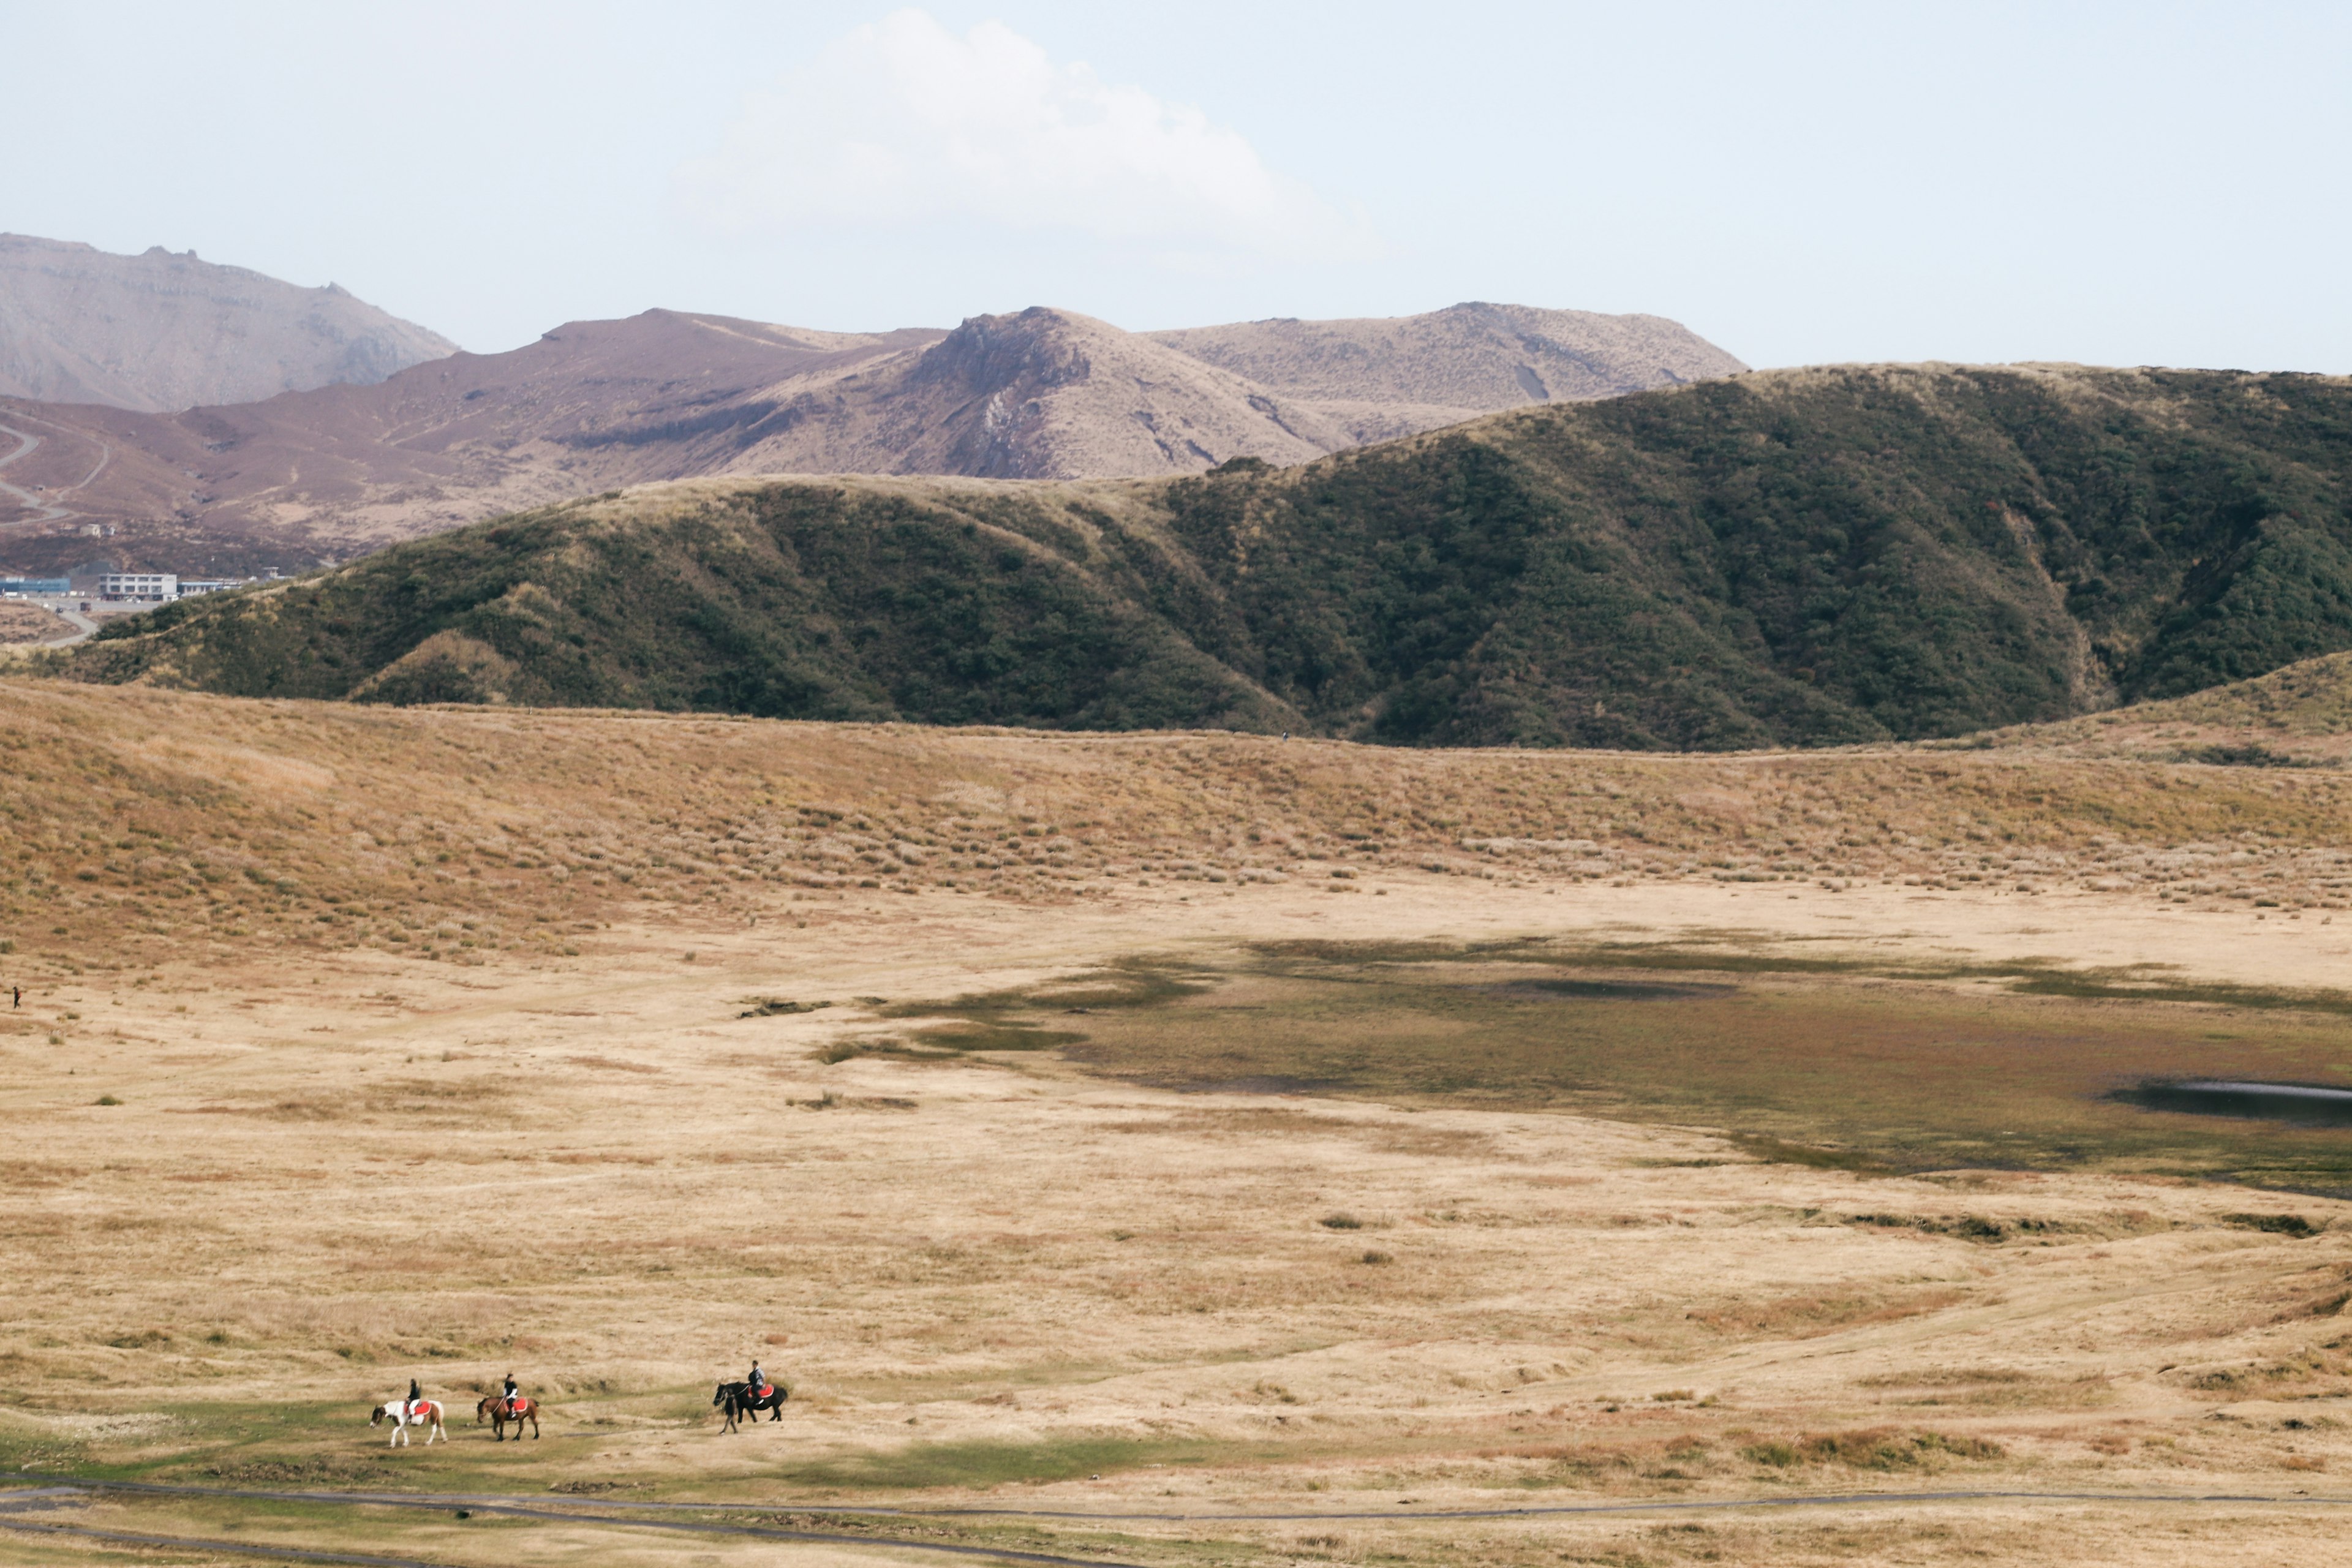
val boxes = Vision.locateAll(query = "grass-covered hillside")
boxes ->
[59,363,2352,748]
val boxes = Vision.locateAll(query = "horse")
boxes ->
[712,1379,788,1433]
[477,1393,541,1441]
[368,1400,445,1446]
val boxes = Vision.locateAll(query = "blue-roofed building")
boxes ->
[0,578,70,595]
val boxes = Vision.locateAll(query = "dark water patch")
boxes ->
[1488,977,1739,1003]
[1248,937,1551,966]
[2112,1079,2352,1127]
[1169,1074,1358,1097]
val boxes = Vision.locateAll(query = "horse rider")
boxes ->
[405,1378,423,1419]
[502,1373,521,1415]
[747,1360,769,1398]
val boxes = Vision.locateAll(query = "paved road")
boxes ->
[0,597,99,650]
[40,602,99,646]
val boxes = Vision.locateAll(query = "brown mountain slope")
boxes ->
[0,301,1743,574]
[1150,301,1747,443]
[0,233,456,412]
[726,306,1350,479]
[0,309,945,568]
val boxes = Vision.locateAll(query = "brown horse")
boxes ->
[476,1393,541,1440]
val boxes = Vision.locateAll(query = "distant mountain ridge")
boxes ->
[1149,303,1746,444]
[0,233,455,412]
[61,363,2352,753]
[0,296,1741,575]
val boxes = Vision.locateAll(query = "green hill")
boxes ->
[58,362,2352,750]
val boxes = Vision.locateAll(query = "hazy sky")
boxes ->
[5,1,2347,371]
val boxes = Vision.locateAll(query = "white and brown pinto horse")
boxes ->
[368,1399,446,1445]
[477,1393,541,1440]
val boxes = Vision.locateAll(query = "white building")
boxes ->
[175,579,241,598]
[100,573,178,601]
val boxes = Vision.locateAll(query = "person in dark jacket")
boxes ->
[747,1360,769,1397]
[502,1373,521,1414]
[405,1378,423,1419]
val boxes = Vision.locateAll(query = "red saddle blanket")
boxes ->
[751,1384,774,1400]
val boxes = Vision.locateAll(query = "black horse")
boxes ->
[713,1379,788,1433]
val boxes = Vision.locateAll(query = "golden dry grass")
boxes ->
[0,603,68,644]
[6,676,2352,981]
[8,682,2352,1564]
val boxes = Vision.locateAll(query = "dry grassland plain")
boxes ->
[7,680,2352,1566]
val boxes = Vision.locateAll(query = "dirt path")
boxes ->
[0,1515,453,1567]
[13,1474,2352,1525]
[0,422,72,526]
[0,1479,1159,1567]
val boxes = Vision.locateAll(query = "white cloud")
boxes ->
[676,9,1373,264]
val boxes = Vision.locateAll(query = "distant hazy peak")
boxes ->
[0,232,457,412]
[1147,301,1745,418]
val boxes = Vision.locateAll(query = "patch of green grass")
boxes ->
[1728,1135,1894,1175]
[2221,1212,2321,1237]
[7,1389,705,1497]
[910,1022,1087,1053]
[1278,937,2352,1019]
[1050,949,2352,1193]
[767,1434,1232,1491]
[883,960,1212,1021]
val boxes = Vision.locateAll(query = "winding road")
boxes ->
[0,414,110,530]
[0,423,71,524]
[0,417,106,646]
